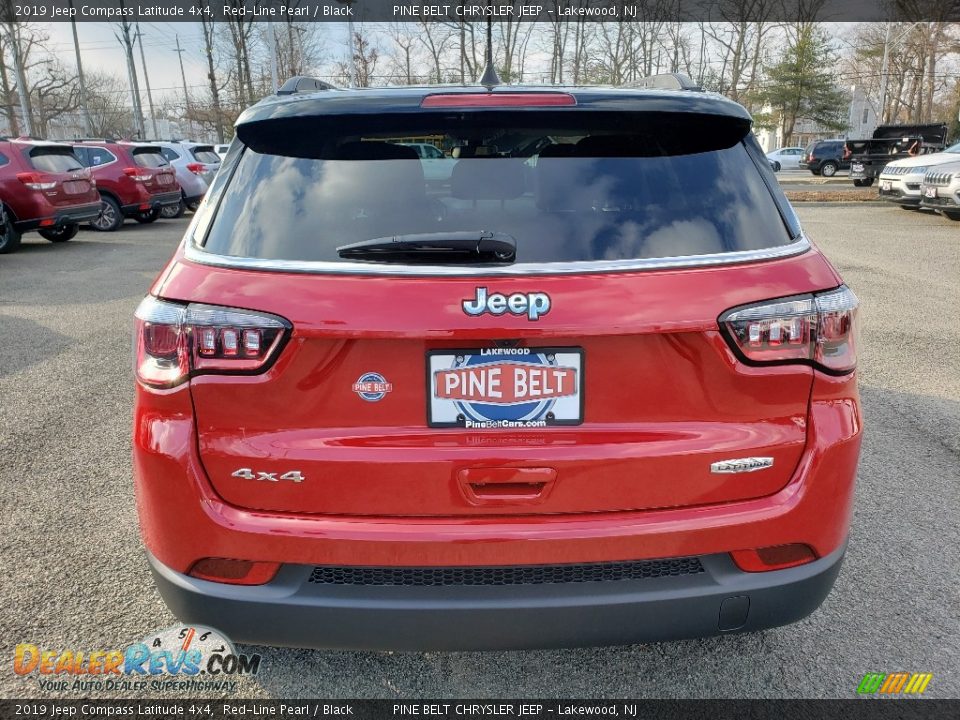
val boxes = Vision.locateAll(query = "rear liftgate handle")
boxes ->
[457,467,557,506]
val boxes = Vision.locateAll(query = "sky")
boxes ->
[39,21,350,105]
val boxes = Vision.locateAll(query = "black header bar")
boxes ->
[3,0,959,23]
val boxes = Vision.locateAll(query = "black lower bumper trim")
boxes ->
[15,205,101,231]
[147,543,846,651]
[879,187,920,205]
[121,191,182,215]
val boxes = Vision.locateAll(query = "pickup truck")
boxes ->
[845,123,948,187]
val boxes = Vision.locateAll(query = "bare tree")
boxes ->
[335,30,378,87]
[29,58,79,137]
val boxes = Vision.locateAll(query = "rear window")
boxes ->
[191,146,220,164]
[29,147,83,173]
[199,111,796,267]
[132,148,169,168]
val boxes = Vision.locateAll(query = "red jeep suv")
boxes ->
[72,141,180,231]
[133,78,862,650]
[0,138,100,254]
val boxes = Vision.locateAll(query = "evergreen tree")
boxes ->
[758,26,848,145]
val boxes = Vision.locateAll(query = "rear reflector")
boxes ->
[720,285,858,374]
[134,297,290,388]
[421,93,576,108]
[188,558,280,586]
[731,544,817,572]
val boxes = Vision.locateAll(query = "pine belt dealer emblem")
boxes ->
[352,373,393,402]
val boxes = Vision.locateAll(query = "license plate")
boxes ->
[851,163,863,172]
[63,180,89,194]
[881,181,892,191]
[924,186,937,198]
[428,347,583,428]
[158,174,173,185]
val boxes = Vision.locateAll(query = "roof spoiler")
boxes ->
[277,76,339,96]
[627,73,702,92]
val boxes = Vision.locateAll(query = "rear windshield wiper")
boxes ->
[337,231,516,264]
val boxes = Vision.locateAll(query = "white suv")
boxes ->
[878,142,960,208]
[155,141,222,217]
[920,160,960,221]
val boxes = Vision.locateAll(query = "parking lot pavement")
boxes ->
[0,207,957,699]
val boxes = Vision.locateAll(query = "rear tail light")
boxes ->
[720,286,858,374]
[188,558,280,586]
[16,172,57,190]
[842,146,851,160]
[123,167,151,182]
[731,544,817,572]
[186,162,206,174]
[134,296,290,388]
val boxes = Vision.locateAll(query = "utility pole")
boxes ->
[336,3,356,88]
[173,35,192,136]
[4,22,32,136]
[267,23,278,92]
[136,24,158,139]
[878,22,892,125]
[69,0,93,137]
[115,11,145,139]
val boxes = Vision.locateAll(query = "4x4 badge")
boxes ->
[462,287,551,321]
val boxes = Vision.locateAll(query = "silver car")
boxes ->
[155,142,222,217]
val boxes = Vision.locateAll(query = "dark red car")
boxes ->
[72,141,180,232]
[0,138,100,254]
[133,79,862,650]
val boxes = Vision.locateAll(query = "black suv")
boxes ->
[800,140,849,177]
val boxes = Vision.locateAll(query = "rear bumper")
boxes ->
[135,368,861,648]
[13,202,101,231]
[147,542,846,651]
[121,190,182,215]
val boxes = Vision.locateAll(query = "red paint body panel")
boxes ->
[148,248,841,517]
[133,370,860,574]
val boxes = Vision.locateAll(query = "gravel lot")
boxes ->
[0,205,957,699]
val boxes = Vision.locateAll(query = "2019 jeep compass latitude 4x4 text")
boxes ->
[133,80,861,650]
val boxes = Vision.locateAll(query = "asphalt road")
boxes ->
[0,206,957,699]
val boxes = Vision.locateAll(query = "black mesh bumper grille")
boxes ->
[307,557,704,587]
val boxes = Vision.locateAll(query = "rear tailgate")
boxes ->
[25,146,98,206]
[164,104,835,518]
[130,146,178,193]
[189,145,221,183]
[161,253,838,517]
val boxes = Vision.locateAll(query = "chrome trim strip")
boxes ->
[182,235,810,277]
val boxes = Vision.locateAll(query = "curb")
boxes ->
[789,201,886,207]
[777,178,851,185]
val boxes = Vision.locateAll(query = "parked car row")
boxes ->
[0,136,220,253]
[877,141,960,220]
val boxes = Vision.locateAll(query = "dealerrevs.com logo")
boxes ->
[14,625,261,693]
